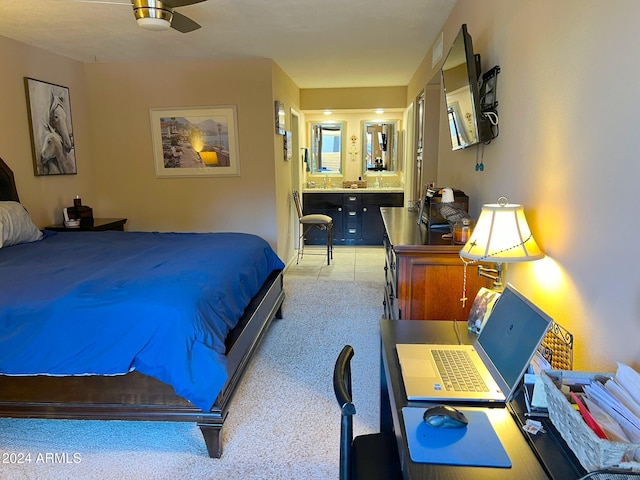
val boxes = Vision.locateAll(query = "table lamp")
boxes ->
[459,196,544,292]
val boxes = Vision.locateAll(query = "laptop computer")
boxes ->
[396,284,552,403]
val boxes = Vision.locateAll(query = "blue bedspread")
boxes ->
[0,231,284,412]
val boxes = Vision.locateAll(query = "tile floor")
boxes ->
[285,245,386,283]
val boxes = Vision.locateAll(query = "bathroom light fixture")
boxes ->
[459,197,544,293]
[375,109,384,114]
[323,110,332,115]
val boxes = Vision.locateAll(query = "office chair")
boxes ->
[333,345,402,480]
[292,189,333,265]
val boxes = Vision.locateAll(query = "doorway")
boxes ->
[290,108,302,256]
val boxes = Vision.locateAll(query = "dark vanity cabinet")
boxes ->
[303,191,404,245]
[342,193,362,244]
[301,193,343,246]
[360,193,404,244]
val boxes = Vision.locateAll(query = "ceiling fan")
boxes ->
[78,0,207,33]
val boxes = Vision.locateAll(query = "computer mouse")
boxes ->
[423,405,468,428]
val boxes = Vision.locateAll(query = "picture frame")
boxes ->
[150,105,240,178]
[284,131,292,161]
[417,184,429,225]
[467,287,501,334]
[275,100,285,135]
[24,77,77,176]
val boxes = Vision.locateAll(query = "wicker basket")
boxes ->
[342,180,367,189]
[541,370,640,472]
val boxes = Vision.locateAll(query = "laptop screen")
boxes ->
[476,285,552,390]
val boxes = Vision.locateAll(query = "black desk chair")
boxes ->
[333,345,402,480]
[292,189,333,265]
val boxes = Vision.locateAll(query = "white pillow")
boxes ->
[0,201,43,248]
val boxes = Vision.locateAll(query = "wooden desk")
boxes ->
[379,319,580,479]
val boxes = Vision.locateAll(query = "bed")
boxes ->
[0,157,285,458]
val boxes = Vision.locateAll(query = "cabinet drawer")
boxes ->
[343,193,361,205]
[362,192,404,206]
[303,193,343,209]
[384,286,400,320]
[384,238,398,299]
[385,270,396,305]
[386,259,397,301]
[384,233,396,268]
[345,210,359,220]
[344,226,359,238]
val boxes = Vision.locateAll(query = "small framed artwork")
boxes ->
[467,287,501,334]
[24,77,77,176]
[150,105,240,178]
[284,131,292,161]
[275,100,285,135]
[416,184,429,225]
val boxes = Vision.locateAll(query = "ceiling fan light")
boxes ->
[136,17,171,31]
[133,3,173,31]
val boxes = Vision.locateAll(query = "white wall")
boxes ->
[412,0,640,370]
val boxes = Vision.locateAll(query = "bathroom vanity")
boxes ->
[302,188,404,245]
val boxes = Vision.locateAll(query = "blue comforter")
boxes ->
[0,231,284,412]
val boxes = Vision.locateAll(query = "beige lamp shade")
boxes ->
[459,199,544,262]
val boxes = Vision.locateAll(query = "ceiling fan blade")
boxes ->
[170,11,200,33]
[69,0,131,4]
[162,0,205,8]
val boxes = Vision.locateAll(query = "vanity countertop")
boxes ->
[302,187,404,193]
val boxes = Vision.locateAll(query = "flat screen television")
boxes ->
[441,24,491,150]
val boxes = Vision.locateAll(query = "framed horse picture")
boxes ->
[24,77,77,176]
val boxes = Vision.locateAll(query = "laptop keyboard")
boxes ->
[432,349,489,392]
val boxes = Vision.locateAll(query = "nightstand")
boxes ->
[45,218,127,232]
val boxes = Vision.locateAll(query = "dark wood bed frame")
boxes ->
[0,157,285,458]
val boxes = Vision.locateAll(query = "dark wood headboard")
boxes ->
[0,157,20,203]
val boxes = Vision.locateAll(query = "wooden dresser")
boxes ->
[381,207,490,321]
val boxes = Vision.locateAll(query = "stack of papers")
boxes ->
[582,363,640,461]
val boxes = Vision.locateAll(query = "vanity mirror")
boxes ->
[309,121,346,174]
[362,121,398,174]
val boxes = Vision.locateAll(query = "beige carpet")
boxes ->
[0,278,383,479]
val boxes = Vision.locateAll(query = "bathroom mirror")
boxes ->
[362,121,398,174]
[309,121,345,174]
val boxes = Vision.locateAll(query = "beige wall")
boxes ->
[272,62,303,262]
[84,58,283,249]
[301,86,407,110]
[0,36,300,258]
[0,36,93,227]
[408,0,640,371]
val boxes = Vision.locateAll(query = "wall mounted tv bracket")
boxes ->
[480,65,500,142]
